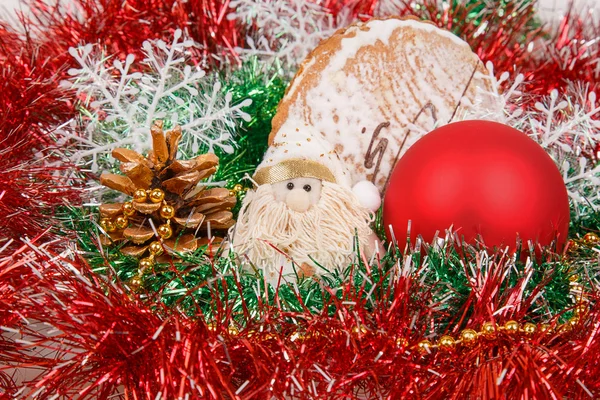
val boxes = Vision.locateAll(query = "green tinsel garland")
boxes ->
[60,200,585,327]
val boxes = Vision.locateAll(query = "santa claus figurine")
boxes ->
[230,124,382,286]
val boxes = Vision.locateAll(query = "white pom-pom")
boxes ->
[352,180,381,212]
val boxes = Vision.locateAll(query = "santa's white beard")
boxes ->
[231,182,374,284]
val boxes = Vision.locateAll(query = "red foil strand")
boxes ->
[2,243,598,399]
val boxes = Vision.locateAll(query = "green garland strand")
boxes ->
[59,201,585,327]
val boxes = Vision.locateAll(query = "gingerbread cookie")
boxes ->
[270,17,501,191]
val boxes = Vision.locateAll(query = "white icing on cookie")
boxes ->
[271,17,502,191]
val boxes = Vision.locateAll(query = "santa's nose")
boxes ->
[286,190,311,212]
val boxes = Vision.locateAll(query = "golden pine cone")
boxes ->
[98,120,236,262]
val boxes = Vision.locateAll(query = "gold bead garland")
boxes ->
[199,240,591,353]
[268,316,586,354]
[216,283,591,356]
[219,276,590,355]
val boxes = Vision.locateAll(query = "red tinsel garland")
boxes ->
[0,25,81,252]
[24,0,245,63]
[521,8,600,95]
[1,243,598,398]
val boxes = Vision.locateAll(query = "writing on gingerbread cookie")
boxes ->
[364,122,390,184]
[363,102,439,188]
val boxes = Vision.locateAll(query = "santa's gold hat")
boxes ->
[253,124,352,186]
[253,123,381,211]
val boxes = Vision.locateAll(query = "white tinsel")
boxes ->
[228,0,350,73]
[528,87,600,213]
[63,29,251,172]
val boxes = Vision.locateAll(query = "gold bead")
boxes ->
[583,232,599,246]
[571,283,584,293]
[115,215,128,229]
[160,204,175,219]
[290,332,305,342]
[481,322,496,338]
[129,275,142,291]
[569,274,580,282]
[540,323,552,334]
[100,218,110,230]
[567,240,580,253]
[308,331,322,339]
[122,201,135,216]
[233,184,244,193]
[105,220,116,232]
[559,322,573,334]
[149,188,165,203]
[522,322,537,336]
[262,333,277,341]
[416,340,433,354]
[133,189,148,203]
[139,257,154,271]
[557,317,580,334]
[157,224,173,239]
[504,320,519,334]
[460,329,478,347]
[395,337,409,348]
[228,326,239,335]
[352,325,367,335]
[100,218,117,232]
[574,303,588,315]
[438,335,455,351]
[148,241,164,256]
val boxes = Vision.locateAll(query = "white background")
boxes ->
[0,0,598,24]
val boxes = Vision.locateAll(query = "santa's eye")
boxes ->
[303,184,312,192]
[287,182,294,190]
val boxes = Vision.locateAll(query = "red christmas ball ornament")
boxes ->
[383,120,570,253]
